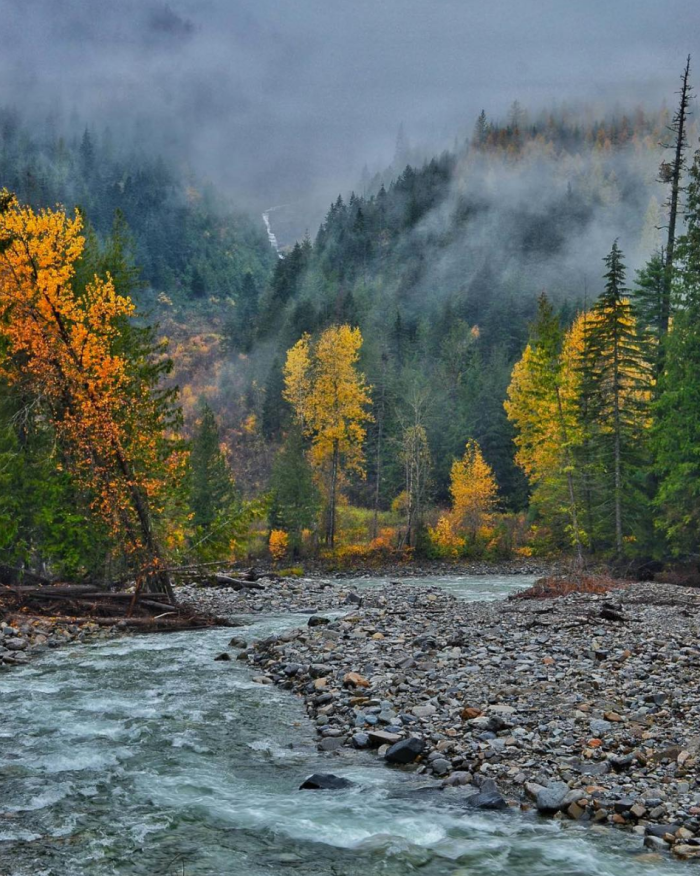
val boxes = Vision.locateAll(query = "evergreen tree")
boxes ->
[473,110,488,147]
[654,147,700,554]
[261,358,288,440]
[633,252,666,381]
[189,405,238,559]
[582,242,652,558]
[269,428,320,553]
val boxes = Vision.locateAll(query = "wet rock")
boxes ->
[430,758,451,776]
[299,773,354,790]
[308,616,330,627]
[464,779,508,810]
[214,652,231,661]
[4,637,28,651]
[385,737,425,764]
[536,782,570,813]
[368,730,402,747]
[228,636,247,649]
[318,737,344,752]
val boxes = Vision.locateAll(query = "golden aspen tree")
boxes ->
[0,194,186,595]
[283,325,372,546]
[504,296,586,559]
[449,439,498,541]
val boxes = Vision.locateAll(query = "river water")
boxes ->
[0,576,683,875]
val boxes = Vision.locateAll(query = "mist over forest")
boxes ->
[7,8,700,873]
[1,0,700,572]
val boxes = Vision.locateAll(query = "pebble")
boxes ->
[183,575,700,857]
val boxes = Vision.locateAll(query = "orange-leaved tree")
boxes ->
[283,324,372,546]
[0,193,186,595]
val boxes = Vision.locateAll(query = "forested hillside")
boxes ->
[2,92,700,580]
[0,108,275,303]
[220,105,682,511]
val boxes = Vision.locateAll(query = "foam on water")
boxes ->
[0,577,685,875]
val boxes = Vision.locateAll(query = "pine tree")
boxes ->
[190,406,236,531]
[582,242,652,558]
[632,252,666,381]
[473,110,488,148]
[658,56,693,349]
[261,357,288,440]
[654,146,700,554]
[269,428,320,553]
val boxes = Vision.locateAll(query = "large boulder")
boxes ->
[299,773,354,791]
[536,782,570,813]
[385,737,425,764]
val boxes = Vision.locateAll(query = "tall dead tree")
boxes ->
[659,56,693,348]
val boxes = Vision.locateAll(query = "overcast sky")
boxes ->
[1,0,698,224]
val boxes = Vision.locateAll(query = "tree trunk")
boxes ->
[371,356,387,540]
[613,334,623,560]
[554,386,584,565]
[327,440,339,547]
[661,56,692,354]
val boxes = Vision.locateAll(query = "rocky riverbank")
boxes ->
[0,617,120,668]
[192,576,700,859]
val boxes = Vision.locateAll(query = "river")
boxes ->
[0,576,683,875]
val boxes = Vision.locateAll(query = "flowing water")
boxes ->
[0,577,683,875]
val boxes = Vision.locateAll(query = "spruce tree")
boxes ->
[633,252,666,381]
[582,242,652,558]
[189,405,237,557]
[269,428,320,553]
[654,147,700,554]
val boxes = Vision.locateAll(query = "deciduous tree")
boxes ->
[0,194,186,593]
[283,325,372,546]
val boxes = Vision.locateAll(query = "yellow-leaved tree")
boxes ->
[504,295,586,560]
[283,325,372,546]
[0,193,186,595]
[448,438,498,542]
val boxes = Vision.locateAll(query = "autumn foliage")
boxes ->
[0,194,186,592]
[283,324,372,546]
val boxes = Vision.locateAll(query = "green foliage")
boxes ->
[268,428,320,551]
[188,405,242,561]
[0,109,275,306]
[0,383,110,578]
[654,148,700,554]
[580,242,653,556]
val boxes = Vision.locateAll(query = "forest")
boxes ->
[1,64,700,588]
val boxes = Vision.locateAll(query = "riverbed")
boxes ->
[0,576,685,875]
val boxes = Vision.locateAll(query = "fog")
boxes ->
[1,1,698,237]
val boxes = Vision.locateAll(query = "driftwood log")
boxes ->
[0,584,231,631]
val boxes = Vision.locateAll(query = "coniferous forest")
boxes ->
[1,64,700,585]
[7,7,700,875]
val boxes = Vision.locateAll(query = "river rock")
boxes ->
[385,737,425,764]
[299,773,354,790]
[308,616,331,627]
[464,779,508,811]
[536,782,570,813]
